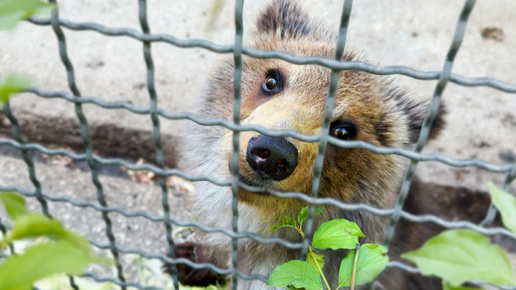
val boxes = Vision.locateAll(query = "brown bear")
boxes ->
[165,0,451,289]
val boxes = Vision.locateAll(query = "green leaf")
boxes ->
[0,191,29,220]
[0,74,31,103]
[283,216,296,227]
[0,0,56,30]
[1,282,31,290]
[489,183,516,234]
[312,219,364,250]
[298,207,309,225]
[443,282,478,290]
[338,244,388,287]
[307,251,325,273]
[402,229,516,286]
[297,206,322,225]
[0,240,91,290]
[1,213,90,252]
[267,260,323,290]
[271,215,298,232]
[270,224,298,232]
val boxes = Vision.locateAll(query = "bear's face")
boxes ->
[194,0,442,216]
[209,51,409,211]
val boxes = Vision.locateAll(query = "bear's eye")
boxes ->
[330,122,357,141]
[262,70,283,95]
[264,76,278,91]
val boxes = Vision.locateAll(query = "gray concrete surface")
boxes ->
[0,155,193,252]
[0,154,196,288]
[0,0,515,287]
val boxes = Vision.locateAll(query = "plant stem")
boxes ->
[297,226,305,238]
[309,247,331,290]
[350,243,361,290]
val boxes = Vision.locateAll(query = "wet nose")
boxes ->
[245,135,298,181]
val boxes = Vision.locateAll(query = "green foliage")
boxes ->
[306,250,325,274]
[0,212,90,251]
[267,260,323,290]
[0,0,49,106]
[312,219,364,250]
[0,191,106,290]
[0,74,31,103]
[0,241,91,290]
[0,191,29,219]
[402,229,516,287]
[270,206,321,233]
[442,282,477,290]
[297,206,322,227]
[270,216,296,232]
[402,184,516,288]
[267,206,388,290]
[0,0,55,30]
[338,244,388,288]
[489,182,516,234]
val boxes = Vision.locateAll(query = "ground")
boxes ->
[0,0,515,288]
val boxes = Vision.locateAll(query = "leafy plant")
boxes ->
[0,191,108,290]
[402,184,516,289]
[0,0,55,30]
[1,0,49,104]
[402,229,515,287]
[267,206,388,290]
[489,182,516,234]
[0,74,31,103]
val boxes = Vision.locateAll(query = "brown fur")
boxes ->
[168,1,449,289]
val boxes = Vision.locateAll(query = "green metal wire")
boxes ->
[136,0,179,289]
[301,0,354,261]
[3,98,77,289]
[0,0,515,289]
[382,0,478,247]
[2,101,50,218]
[230,0,245,288]
[47,0,127,288]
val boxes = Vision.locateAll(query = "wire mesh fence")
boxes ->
[0,0,516,289]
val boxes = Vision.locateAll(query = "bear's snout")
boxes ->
[245,135,298,181]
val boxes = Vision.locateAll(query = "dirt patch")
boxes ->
[481,26,505,42]
[0,111,180,167]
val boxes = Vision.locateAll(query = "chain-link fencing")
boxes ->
[1,0,516,289]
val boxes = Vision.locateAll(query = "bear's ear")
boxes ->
[256,0,312,39]
[405,100,446,144]
[389,89,446,143]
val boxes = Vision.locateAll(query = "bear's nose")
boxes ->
[245,135,298,181]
